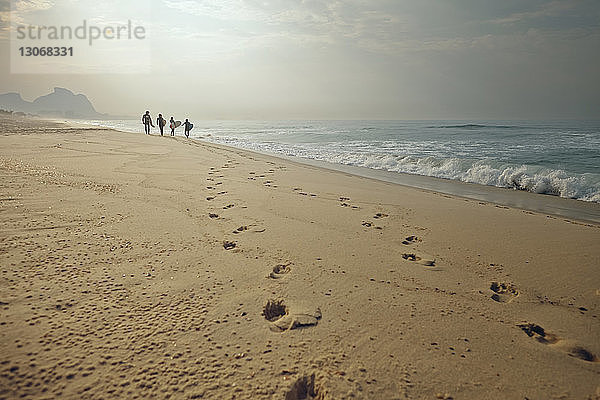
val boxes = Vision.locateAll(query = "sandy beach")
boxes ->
[1,116,599,399]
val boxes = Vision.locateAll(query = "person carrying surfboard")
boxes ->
[141,110,154,135]
[183,118,192,138]
[157,114,166,136]
[169,117,176,136]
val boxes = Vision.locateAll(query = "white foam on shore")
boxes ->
[206,136,600,203]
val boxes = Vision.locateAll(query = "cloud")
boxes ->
[156,0,600,61]
[0,0,56,39]
[13,0,55,13]
[160,0,408,56]
[489,0,576,25]
[163,0,265,21]
[0,0,9,30]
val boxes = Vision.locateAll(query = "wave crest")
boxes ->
[207,137,600,203]
[346,154,600,202]
[430,124,522,129]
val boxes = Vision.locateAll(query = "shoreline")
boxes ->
[1,116,599,399]
[248,150,600,225]
[67,118,600,224]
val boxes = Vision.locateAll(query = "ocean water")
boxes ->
[75,119,600,203]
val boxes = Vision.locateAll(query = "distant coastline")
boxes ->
[0,87,131,120]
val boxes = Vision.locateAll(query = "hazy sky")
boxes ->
[1,0,599,119]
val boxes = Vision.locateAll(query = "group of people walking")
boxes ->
[142,111,193,138]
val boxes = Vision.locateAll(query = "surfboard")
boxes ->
[175,121,182,128]
[160,119,166,127]
[188,123,194,131]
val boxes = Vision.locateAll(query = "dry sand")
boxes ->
[0,116,599,399]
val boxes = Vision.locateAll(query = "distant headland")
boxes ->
[0,87,122,119]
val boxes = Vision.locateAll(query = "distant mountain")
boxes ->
[0,87,108,119]
[0,93,32,113]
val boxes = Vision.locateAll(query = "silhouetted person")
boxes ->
[169,116,175,136]
[183,119,191,138]
[141,110,153,135]
[157,114,166,136]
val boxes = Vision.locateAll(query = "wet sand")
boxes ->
[1,116,599,399]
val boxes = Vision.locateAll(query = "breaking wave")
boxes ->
[430,124,523,129]
[205,137,600,203]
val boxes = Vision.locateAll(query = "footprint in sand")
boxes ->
[263,299,287,321]
[518,323,559,344]
[209,213,219,219]
[269,264,291,279]
[490,282,519,303]
[373,212,388,219]
[402,235,420,245]
[223,204,235,210]
[285,374,318,400]
[263,299,322,332]
[402,253,436,267]
[517,323,598,362]
[232,226,248,234]
[223,241,237,250]
[293,188,313,195]
[339,197,359,209]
